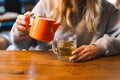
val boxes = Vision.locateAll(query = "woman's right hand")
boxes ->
[13,12,31,32]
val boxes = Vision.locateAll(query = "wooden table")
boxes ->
[0,50,120,80]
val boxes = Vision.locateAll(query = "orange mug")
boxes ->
[25,15,60,42]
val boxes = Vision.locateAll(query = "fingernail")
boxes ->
[69,57,74,62]
[69,57,73,61]
[72,51,75,55]
[70,55,77,61]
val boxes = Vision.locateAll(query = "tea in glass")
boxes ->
[57,41,76,61]
[52,31,77,62]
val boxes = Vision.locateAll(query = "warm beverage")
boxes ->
[57,41,76,61]
[52,31,77,62]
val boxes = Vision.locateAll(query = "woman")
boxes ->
[10,0,120,62]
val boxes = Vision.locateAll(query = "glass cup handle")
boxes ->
[52,40,57,54]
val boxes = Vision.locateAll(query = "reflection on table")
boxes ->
[0,50,120,80]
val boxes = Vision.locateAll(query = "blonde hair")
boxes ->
[51,0,102,32]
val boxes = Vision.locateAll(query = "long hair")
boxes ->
[50,0,102,32]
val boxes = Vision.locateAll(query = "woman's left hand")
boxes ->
[69,44,99,62]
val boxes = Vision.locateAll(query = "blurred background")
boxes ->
[0,0,39,14]
[0,0,39,29]
[0,0,39,50]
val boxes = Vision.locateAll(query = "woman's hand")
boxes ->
[69,44,99,62]
[13,12,31,32]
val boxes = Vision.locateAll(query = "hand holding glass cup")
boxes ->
[52,31,77,62]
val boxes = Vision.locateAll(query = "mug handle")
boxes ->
[25,14,31,30]
[52,40,57,54]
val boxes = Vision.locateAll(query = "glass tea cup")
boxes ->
[52,31,77,62]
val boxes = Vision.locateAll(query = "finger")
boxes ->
[16,19,26,25]
[24,11,31,15]
[84,55,93,61]
[24,11,34,17]
[69,54,79,62]
[70,47,88,62]
[80,55,92,61]
[72,45,86,55]
[17,14,26,21]
[74,52,90,62]
[81,54,97,62]
[69,49,88,62]
[14,23,26,31]
[79,48,89,56]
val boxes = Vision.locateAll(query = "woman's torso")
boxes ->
[22,0,119,50]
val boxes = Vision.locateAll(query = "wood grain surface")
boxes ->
[0,50,120,80]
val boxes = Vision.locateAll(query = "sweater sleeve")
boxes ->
[31,0,46,16]
[94,5,120,56]
[31,0,55,17]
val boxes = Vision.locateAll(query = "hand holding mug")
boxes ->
[25,15,60,42]
[14,12,60,42]
[14,12,32,32]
